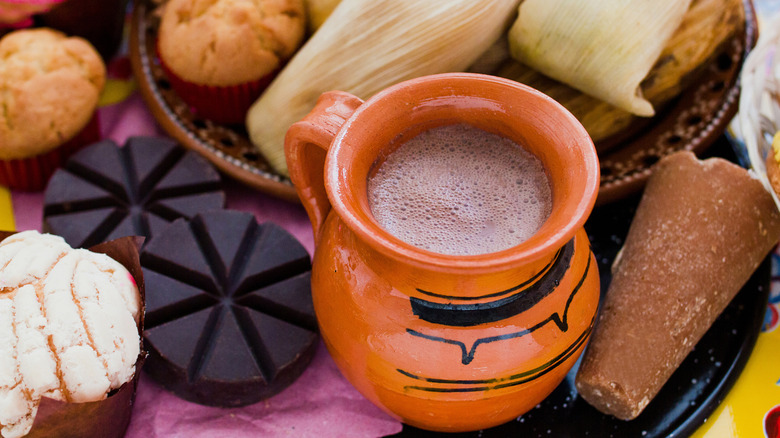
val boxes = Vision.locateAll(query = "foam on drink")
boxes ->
[367,123,552,256]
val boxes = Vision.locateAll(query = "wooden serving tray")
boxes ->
[129,0,756,205]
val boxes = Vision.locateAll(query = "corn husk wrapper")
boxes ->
[0,231,146,438]
[508,0,693,117]
[496,0,744,144]
[247,0,521,175]
[640,0,743,104]
[495,61,633,145]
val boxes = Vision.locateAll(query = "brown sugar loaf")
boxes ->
[575,151,780,420]
[0,28,105,160]
[157,0,306,87]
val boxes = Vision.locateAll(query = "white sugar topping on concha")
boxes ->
[0,231,141,438]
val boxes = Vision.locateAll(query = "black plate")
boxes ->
[387,137,770,438]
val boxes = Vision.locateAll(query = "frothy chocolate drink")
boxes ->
[368,124,552,256]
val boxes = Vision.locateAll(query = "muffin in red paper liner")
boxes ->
[156,0,305,125]
[0,115,99,191]
[0,28,105,191]
[0,230,145,438]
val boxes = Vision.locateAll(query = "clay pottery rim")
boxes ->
[325,73,600,275]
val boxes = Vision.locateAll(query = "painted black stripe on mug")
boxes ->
[400,317,594,393]
[405,253,592,365]
[398,315,594,385]
[410,239,574,327]
[415,246,563,302]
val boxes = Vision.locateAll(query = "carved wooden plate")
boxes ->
[129,0,757,205]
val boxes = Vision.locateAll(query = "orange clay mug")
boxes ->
[284,73,601,432]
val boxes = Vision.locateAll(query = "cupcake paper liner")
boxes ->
[0,232,146,438]
[159,55,274,125]
[0,112,100,191]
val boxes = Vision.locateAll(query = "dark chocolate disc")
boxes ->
[43,137,226,248]
[140,210,318,407]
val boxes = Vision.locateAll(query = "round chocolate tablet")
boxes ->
[43,136,225,248]
[140,210,318,407]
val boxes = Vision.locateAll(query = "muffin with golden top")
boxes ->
[0,28,105,191]
[157,0,306,124]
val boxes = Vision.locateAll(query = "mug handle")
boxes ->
[285,91,364,243]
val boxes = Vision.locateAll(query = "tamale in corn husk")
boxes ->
[247,0,520,175]
[498,0,742,143]
[640,0,743,104]
[508,0,693,117]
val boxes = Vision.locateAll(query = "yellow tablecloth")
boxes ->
[691,270,780,438]
[0,187,14,231]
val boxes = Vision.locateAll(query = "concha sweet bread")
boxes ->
[0,231,141,438]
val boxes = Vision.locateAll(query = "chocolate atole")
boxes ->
[368,124,552,256]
